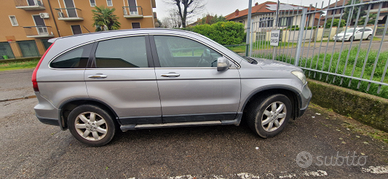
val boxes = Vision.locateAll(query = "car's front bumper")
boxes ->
[333,36,350,41]
[297,83,312,117]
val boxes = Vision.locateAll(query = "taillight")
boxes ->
[32,43,54,92]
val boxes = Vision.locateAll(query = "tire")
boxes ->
[366,35,371,40]
[247,94,292,138]
[68,105,116,147]
[349,36,354,41]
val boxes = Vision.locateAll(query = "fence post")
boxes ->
[294,8,307,66]
[245,0,252,57]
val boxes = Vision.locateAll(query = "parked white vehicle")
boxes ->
[333,27,373,41]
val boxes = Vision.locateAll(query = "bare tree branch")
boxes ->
[164,0,206,28]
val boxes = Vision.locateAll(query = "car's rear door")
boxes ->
[150,35,241,123]
[85,35,162,125]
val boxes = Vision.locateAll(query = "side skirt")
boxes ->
[120,113,242,132]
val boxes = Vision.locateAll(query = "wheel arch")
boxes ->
[58,98,119,130]
[241,86,301,121]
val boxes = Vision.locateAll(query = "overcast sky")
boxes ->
[155,0,331,22]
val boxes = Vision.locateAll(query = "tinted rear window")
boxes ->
[50,44,93,68]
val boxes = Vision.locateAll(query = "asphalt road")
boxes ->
[0,69,387,178]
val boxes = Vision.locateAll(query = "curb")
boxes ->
[307,79,388,133]
[0,95,36,102]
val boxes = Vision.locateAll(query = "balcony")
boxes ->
[55,8,84,21]
[123,6,143,18]
[14,0,45,10]
[23,26,54,38]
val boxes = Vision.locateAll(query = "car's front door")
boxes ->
[85,35,162,125]
[151,35,241,123]
[355,29,364,40]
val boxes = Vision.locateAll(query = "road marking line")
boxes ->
[160,170,329,179]
[362,165,388,174]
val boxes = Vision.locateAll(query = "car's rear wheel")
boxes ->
[366,34,371,40]
[247,94,292,138]
[68,105,116,147]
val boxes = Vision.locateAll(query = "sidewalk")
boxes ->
[0,69,35,102]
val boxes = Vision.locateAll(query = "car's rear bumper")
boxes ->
[36,115,60,126]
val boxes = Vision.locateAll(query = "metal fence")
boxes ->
[248,0,388,99]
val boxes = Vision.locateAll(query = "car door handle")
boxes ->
[161,73,180,77]
[88,74,108,78]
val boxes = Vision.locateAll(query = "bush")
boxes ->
[186,21,245,45]
[285,26,316,30]
[325,19,345,28]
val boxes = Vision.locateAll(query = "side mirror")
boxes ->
[217,57,230,71]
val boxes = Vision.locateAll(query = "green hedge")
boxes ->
[185,21,245,45]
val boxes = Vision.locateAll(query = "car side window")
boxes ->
[154,36,221,67]
[95,36,148,68]
[50,44,93,68]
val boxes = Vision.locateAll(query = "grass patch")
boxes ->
[226,41,298,53]
[252,47,388,99]
[0,59,39,71]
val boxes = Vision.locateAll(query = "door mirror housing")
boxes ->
[217,57,230,71]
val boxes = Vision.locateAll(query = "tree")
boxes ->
[92,6,120,31]
[161,11,182,28]
[325,19,345,28]
[359,13,377,25]
[165,0,206,28]
[196,14,226,25]
[342,0,375,26]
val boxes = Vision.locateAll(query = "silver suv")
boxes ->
[32,29,312,146]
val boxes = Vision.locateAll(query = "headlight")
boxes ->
[292,71,307,84]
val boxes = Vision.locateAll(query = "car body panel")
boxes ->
[84,68,162,122]
[33,28,312,134]
[155,67,241,122]
[333,27,373,41]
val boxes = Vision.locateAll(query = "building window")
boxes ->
[132,22,141,29]
[41,39,52,50]
[17,40,39,57]
[89,0,96,7]
[9,16,18,26]
[0,42,15,59]
[259,17,274,27]
[107,0,113,6]
[278,17,293,27]
[71,25,82,35]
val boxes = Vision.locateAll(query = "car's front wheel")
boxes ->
[247,94,292,138]
[68,105,116,146]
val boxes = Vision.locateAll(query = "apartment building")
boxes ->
[0,0,157,59]
[325,0,388,24]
